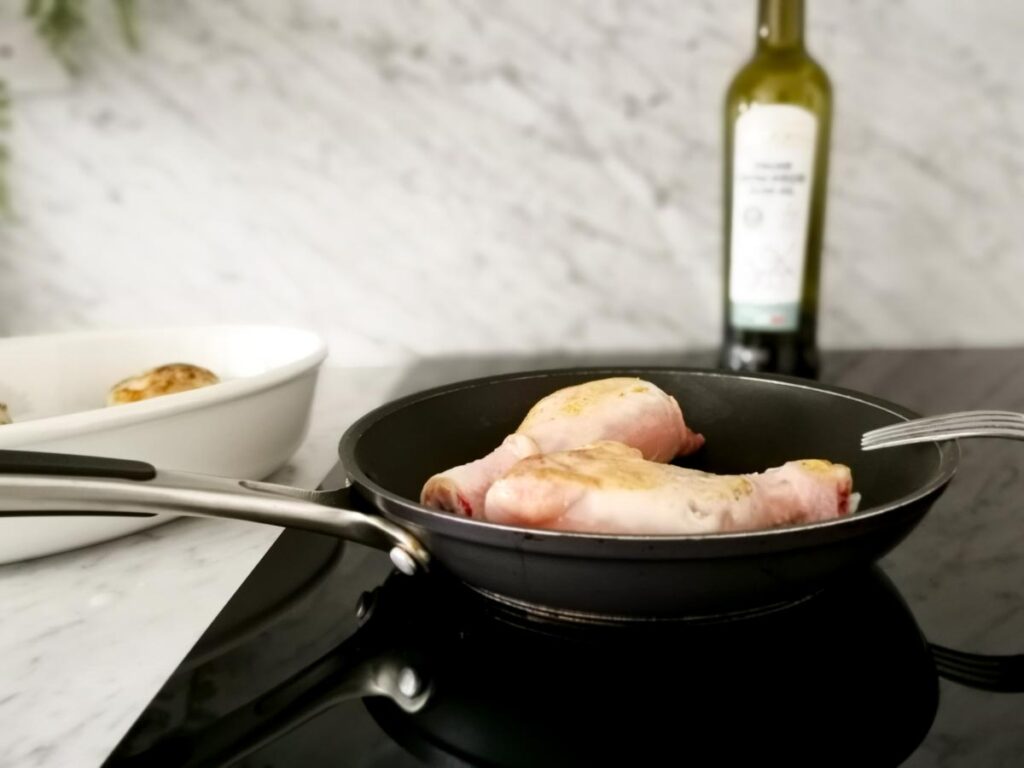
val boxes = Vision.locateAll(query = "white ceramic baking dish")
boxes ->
[0,325,327,563]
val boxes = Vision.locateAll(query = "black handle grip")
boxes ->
[0,450,157,481]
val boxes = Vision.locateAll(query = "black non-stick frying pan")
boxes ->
[0,367,959,619]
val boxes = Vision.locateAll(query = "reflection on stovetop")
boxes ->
[105,525,969,768]
[361,565,941,768]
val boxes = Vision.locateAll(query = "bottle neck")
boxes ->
[756,0,805,53]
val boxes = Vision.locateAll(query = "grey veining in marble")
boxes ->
[2,1,1024,364]
[0,516,278,768]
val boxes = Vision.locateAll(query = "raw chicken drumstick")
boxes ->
[420,378,704,517]
[484,441,854,535]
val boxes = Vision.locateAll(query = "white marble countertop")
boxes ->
[0,364,407,768]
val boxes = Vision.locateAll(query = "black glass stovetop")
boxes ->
[103,350,1024,767]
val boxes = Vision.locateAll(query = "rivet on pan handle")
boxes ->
[0,449,431,576]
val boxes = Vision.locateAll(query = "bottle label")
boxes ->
[728,103,817,332]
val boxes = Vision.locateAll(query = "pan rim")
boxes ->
[338,365,960,544]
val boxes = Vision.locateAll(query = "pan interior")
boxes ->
[348,369,950,522]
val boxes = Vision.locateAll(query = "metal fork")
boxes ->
[931,644,1024,693]
[861,410,1024,450]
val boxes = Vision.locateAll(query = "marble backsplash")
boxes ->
[1,0,1022,365]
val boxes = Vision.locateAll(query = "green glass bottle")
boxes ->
[719,0,832,378]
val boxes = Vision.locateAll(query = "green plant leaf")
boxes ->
[113,0,139,49]
[2,0,140,217]
[25,0,87,68]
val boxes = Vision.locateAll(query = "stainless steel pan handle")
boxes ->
[0,449,430,575]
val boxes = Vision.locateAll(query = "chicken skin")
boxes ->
[515,377,704,461]
[417,434,540,518]
[483,441,854,535]
[420,378,704,517]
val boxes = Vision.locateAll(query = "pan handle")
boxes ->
[0,449,430,575]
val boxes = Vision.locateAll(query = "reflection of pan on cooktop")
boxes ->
[133,566,945,767]
[363,568,940,767]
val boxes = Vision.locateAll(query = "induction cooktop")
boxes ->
[103,351,1024,767]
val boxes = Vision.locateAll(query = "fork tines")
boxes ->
[861,410,1024,451]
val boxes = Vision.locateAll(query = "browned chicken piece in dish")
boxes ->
[483,441,855,535]
[420,378,704,518]
[107,363,220,406]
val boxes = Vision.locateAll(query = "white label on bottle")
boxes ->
[728,103,817,332]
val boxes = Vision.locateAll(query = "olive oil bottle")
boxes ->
[719,0,832,378]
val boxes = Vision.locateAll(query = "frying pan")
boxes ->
[0,367,959,619]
